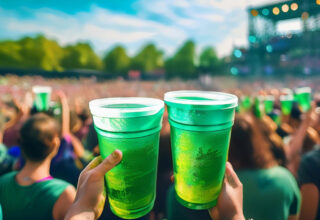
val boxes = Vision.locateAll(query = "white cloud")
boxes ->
[216,21,248,57]
[0,6,188,56]
[0,0,288,57]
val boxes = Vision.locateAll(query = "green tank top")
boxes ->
[0,171,70,220]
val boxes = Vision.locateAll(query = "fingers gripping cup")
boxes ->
[295,87,312,112]
[32,86,52,111]
[164,91,238,210]
[89,98,164,219]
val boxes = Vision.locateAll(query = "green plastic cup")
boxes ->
[264,95,275,114]
[254,96,264,119]
[241,96,252,111]
[280,95,294,116]
[295,87,312,112]
[89,98,164,219]
[164,91,238,210]
[32,86,52,111]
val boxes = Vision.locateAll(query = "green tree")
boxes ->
[199,46,221,75]
[0,40,23,67]
[131,43,163,73]
[61,42,102,70]
[165,40,196,78]
[103,46,130,75]
[0,35,64,71]
[19,35,64,71]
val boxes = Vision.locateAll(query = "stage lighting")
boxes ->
[234,49,242,58]
[282,4,289,13]
[291,3,298,11]
[251,9,259,16]
[273,7,280,15]
[266,45,273,53]
[231,67,239,75]
[262,8,270,16]
[249,36,257,43]
[302,12,309,20]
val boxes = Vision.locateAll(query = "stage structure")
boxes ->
[231,0,320,76]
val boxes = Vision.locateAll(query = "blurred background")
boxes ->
[0,0,319,81]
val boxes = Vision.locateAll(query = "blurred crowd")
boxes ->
[0,74,320,220]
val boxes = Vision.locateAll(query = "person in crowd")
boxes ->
[228,114,301,220]
[2,99,24,148]
[49,91,90,186]
[0,113,76,220]
[285,104,318,177]
[65,149,244,220]
[298,148,320,220]
[0,113,17,175]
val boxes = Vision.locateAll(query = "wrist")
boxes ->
[65,200,96,220]
[231,214,245,220]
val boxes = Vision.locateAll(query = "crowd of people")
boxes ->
[0,74,320,220]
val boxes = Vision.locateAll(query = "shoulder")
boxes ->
[52,185,76,220]
[0,171,17,183]
[298,149,320,186]
[39,178,72,197]
[300,149,320,169]
[269,166,297,183]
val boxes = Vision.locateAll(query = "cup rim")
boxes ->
[89,97,164,118]
[164,90,238,109]
[282,88,293,95]
[32,86,52,93]
[280,94,294,101]
[264,95,275,101]
[295,87,311,94]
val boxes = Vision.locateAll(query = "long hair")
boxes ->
[229,114,277,170]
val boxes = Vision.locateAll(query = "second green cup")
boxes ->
[164,91,238,210]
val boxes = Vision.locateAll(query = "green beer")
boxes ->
[89,98,164,219]
[164,91,238,210]
[280,95,294,116]
[32,86,52,111]
[295,87,312,112]
[264,95,274,114]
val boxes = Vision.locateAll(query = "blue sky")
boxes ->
[0,0,277,57]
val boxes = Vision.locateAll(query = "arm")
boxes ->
[53,185,77,220]
[57,91,70,137]
[69,134,85,158]
[285,107,316,170]
[299,184,319,220]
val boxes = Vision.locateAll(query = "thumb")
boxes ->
[225,162,242,188]
[93,150,122,177]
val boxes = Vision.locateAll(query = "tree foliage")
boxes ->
[131,43,163,73]
[199,46,221,74]
[0,35,64,71]
[103,46,130,75]
[61,43,102,70]
[165,40,196,78]
[0,35,225,77]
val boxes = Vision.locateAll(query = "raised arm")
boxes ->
[57,91,70,137]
